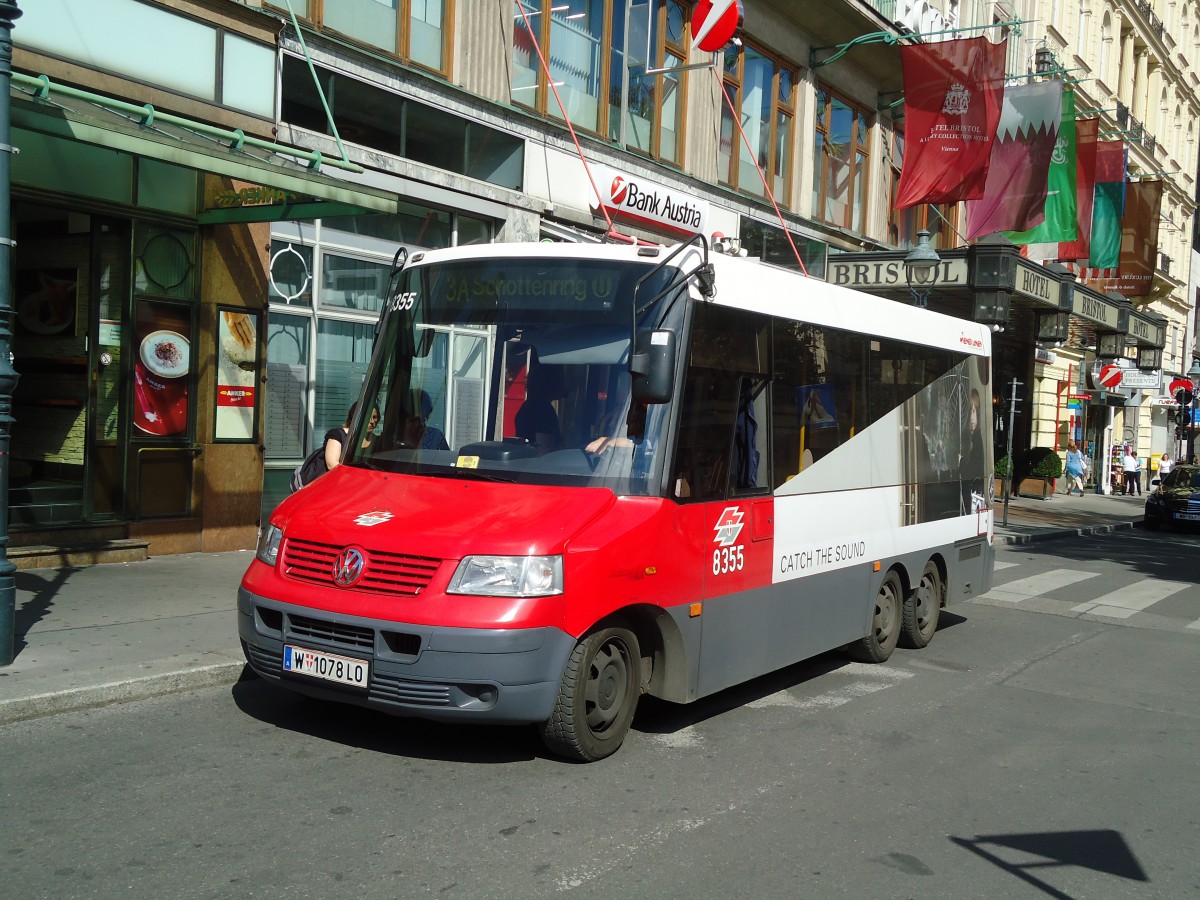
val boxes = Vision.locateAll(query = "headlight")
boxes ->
[256,524,283,566]
[448,555,563,597]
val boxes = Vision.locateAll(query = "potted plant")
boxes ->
[994,455,1012,499]
[1015,447,1064,499]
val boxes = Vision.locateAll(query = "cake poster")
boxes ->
[215,307,260,441]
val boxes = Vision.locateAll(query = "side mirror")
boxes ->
[630,329,676,404]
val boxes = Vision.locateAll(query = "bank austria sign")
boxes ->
[591,165,709,238]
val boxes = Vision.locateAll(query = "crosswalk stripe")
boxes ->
[994,561,1019,570]
[1188,619,1200,631]
[1072,581,1192,619]
[983,569,1099,602]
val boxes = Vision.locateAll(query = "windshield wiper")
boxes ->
[440,466,516,483]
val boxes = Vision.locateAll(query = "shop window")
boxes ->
[316,319,377,444]
[134,225,195,301]
[740,218,827,279]
[265,313,311,460]
[321,254,391,314]
[281,56,523,190]
[275,0,450,74]
[887,129,957,249]
[719,43,796,203]
[268,240,314,306]
[514,0,687,165]
[813,88,871,233]
[322,204,456,249]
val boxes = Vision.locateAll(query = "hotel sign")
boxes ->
[1072,289,1120,329]
[827,257,969,290]
[1013,260,1061,308]
[1128,313,1163,347]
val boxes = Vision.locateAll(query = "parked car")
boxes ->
[1144,465,1200,530]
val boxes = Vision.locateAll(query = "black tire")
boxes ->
[847,571,902,663]
[901,561,942,649]
[1143,510,1159,530]
[542,627,641,762]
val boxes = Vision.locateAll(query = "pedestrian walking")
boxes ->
[1158,452,1174,479]
[1064,442,1087,496]
[1122,445,1141,496]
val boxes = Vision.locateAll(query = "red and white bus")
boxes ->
[239,237,995,761]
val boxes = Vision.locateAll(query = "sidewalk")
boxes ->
[0,490,1145,726]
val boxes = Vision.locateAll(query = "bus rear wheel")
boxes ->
[901,561,942,649]
[542,626,641,762]
[848,571,902,663]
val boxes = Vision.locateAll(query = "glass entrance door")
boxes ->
[9,204,132,527]
[88,218,133,520]
[9,203,91,527]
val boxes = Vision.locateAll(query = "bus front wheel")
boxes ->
[848,571,902,663]
[542,626,641,762]
[901,561,942,649]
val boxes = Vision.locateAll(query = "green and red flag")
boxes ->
[1056,117,1099,261]
[1087,141,1127,269]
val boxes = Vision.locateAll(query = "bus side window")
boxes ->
[732,376,769,496]
[673,373,739,501]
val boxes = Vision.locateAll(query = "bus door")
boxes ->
[671,371,773,600]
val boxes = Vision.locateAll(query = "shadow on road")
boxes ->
[951,828,1149,899]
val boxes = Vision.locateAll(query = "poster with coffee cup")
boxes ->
[133,301,192,436]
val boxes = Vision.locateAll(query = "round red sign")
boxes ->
[1168,377,1194,396]
[692,0,743,53]
[1097,364,1124,389]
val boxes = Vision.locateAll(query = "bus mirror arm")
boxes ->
[630,329,676,405]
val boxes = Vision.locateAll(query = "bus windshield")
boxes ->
[347,254,687,495]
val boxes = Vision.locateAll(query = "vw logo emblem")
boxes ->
[332,548,365,586]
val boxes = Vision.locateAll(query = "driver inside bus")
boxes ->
[515,364,564,454]
[400,389,449,450]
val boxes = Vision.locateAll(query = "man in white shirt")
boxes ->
[1121,446,1141,496]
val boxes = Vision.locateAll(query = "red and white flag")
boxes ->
[894,37,1007,209]
[965,81,1063,239]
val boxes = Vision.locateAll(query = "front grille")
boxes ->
[371,673,453,707]
[282,537,440,596]
[288,612,374,650]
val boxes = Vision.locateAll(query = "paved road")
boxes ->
[2,533,1197,899]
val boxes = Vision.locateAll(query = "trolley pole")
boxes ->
[0,0,21,666]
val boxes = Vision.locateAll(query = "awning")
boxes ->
[10,82,399,224]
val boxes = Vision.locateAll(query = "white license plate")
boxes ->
[1176,512,1200,521]
[283,645,369,688]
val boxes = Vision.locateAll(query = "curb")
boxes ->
[997,520,1140,546]
[0,661,248,726]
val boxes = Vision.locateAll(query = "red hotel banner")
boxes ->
[965,80,1063,239]
[894,36,1007,209]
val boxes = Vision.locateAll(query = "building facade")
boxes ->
[7,0,1198,562]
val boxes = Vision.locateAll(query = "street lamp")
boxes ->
[904,229,941,308]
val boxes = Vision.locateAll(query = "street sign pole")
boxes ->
[1002,377,1022,528]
